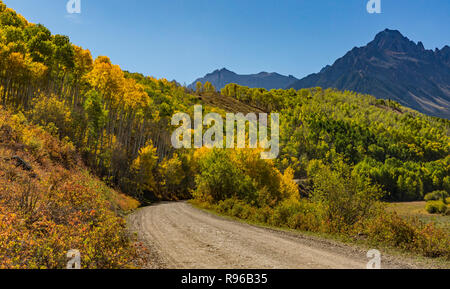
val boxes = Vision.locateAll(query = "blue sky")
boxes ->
[3,0,449,84]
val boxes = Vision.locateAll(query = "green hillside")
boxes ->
[221,84,449,201]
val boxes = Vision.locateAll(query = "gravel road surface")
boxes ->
[128,202,426,269]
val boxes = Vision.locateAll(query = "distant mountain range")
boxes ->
[188,68,298,91]
[289,29,450,119]
[190,29,450,119]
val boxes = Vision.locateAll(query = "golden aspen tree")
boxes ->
[203,81,216,93]
[195,81,203,94]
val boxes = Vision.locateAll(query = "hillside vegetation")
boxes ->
[221,84,449,202]
[0,108,139,268]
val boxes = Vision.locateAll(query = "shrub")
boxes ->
[193,148,299,207]
[158,154,185,199]
[426,201,448,215]
[415,224,450,258]
[216,198,236,214]
[285,200,321,232]
[309,162,383,229]
[231,201,245,218]
[271,199,301,226]
[233,149,287,206]
[426,202,438,214]
[362,213,449,258]
[195,149,256,203]
[254,206,272,223]
[365,213,418,249]
[424,191,449,202]
[437,202,448,214]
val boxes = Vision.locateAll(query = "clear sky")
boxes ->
[3,0,449,84]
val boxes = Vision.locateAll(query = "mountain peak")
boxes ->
[211,68,232,74]
[376,29,404,39]
[417,41,425,50]
[189,69,298,91]
[439,45,450,54]
[370,28,416,52]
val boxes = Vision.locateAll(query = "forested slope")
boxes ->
[0,1,264,202]
[0,2,197,201]
[221,84,450,202]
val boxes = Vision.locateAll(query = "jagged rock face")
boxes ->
[290,29,450,119]
[189,68,298,91]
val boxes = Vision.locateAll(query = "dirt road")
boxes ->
[128,202,423,269]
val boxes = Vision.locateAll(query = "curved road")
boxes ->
[128,202,421,269]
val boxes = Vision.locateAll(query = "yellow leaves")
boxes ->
[87,57,123,102]
[73,45,93,76]
[28,60,47,79]
[133,142,158,169]
[192,146,211,166]
[113,193,140,212]
[87,56,151,112]
[131,141,158,193]
[10,110,27,125]
[158,153,184,190]
[31,93,73,134]
[95,55,112,65]
[6,52,27,73]
[2,51,48,81]
[122,77,150,109]
[21,126,43,153]
[280,167,300,201]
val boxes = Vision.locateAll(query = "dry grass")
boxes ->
[387,202,450,232]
